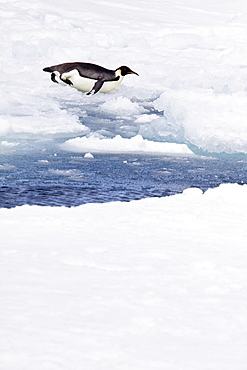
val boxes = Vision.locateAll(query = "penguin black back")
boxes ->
[43,62,116,80]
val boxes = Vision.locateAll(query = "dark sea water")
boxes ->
[0,151,247,208]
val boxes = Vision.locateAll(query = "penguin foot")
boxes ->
[86,90,96,95]
[51,73,58,84]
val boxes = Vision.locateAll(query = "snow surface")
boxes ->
[1,0,247,154]
[1,184,247,370]
[1,0,247,369]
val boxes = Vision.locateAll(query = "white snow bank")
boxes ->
[61,134,193,154]
[1,183,247,370]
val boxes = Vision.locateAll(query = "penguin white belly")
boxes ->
[99,77,124,93]
[61,69,124,93]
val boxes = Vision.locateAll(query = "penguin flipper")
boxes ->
[86,80,104,95]
[60,75,73,85]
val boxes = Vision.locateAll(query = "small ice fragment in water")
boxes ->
[84,152,94,158]
[37,160,50,164]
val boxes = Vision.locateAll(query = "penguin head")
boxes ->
[117,66,139,76]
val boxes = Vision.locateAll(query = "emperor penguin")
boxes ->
[43,62,138,95]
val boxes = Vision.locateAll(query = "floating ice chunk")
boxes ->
[61,134,193,155]
[84,152,94,158]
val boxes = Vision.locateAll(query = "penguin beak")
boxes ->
[129,70,139,76]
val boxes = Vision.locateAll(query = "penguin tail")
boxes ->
[43,66,55,73]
